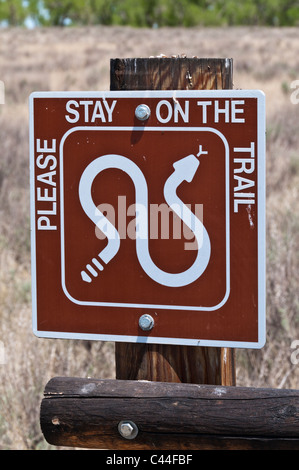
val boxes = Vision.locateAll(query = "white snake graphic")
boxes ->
[79,147,211,287]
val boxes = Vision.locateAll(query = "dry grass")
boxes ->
[0,25,299,449]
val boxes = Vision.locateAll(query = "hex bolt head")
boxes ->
[118,420,139,440]
[135,104,151,121]
[139,314,154,331]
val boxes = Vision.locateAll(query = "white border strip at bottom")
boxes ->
[33,328,266,349]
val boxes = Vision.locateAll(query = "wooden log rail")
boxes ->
[40,377,299,450]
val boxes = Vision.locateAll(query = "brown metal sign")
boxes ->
[30,90,266,348]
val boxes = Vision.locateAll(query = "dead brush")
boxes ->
[0,25,299,449]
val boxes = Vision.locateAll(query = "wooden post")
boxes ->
[110,57,235,386]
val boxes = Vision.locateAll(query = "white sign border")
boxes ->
[30,89,266,349]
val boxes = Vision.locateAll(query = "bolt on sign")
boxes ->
[29,90,266,348]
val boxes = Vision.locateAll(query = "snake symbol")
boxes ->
[79,146,211,287]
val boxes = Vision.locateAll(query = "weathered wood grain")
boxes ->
[40,377,299,450]
[110,57,233,91]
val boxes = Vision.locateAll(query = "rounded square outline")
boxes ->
[60,126,230,311]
